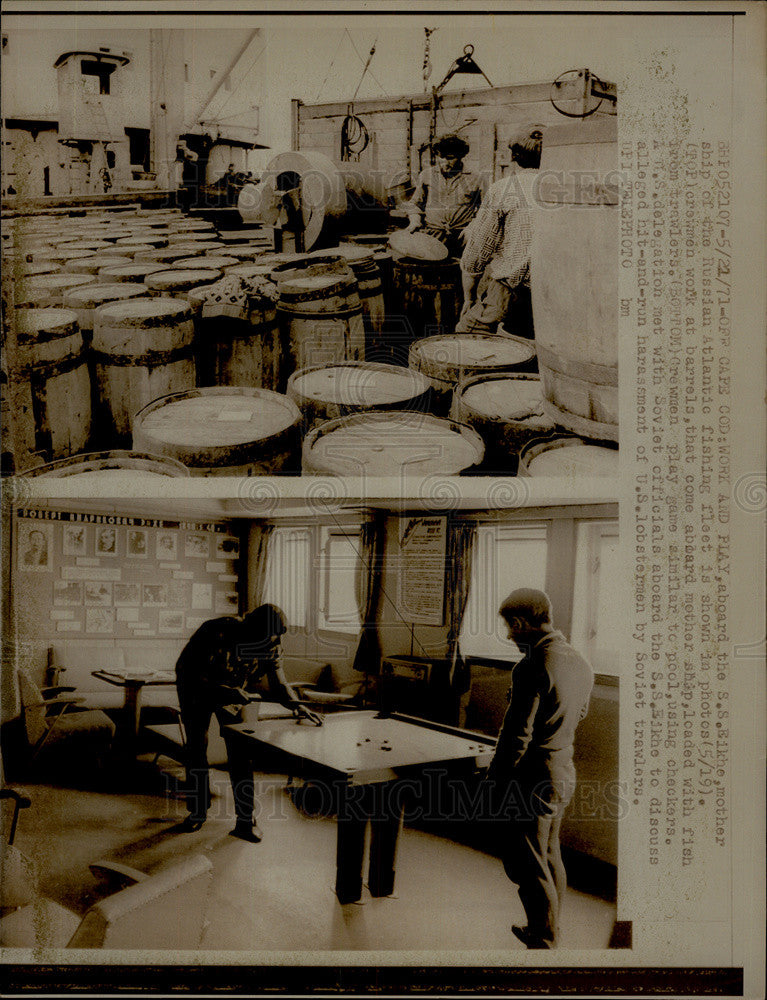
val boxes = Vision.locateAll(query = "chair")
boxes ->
[16,670,115,766]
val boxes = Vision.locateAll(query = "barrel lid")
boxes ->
[303,411,484,476]
[173,256,240,269]
[290,362,431,406]
[520,436,619,477]
[20,450,190,479]
[166,241,225,254]
[133,388,301,459]
[457,373,554,423]
[115,235,168,247]
[329,244,376,266]
[145,268,223,291]
[410,334,536,382]
[97,296,194,324]
[16,261,62,277]
[21,272,97,292]
[278,272,355,301]
[97,263,166,281]
[63,283,148,309]
[136,248,197,263]
[63,255,133,273]
[58,240,112,251]
[388,230,448,261]
[15,307,79,338]
[48,248,99,263]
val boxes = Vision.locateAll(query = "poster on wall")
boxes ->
[191,582,213,611]
[84,581,112,607]
[158,610,185,634]
[215,535,240,559]
[16,521,53,571]
[114,583,140,607]
[62,524,87,557]
[185,533,211,559]
[85,608,115,634]
[215,590,239,614]
[156,531,178,561]
[143,584,168,607]
[95,525,118,557]
[53,581,83,606]
[126,529,149,558]
[398,517,447,626]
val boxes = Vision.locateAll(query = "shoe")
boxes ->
[179,816,205,833]
[229,821,263,843]
[511,925,548,949]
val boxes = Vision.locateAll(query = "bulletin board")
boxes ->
[13,509,244,641]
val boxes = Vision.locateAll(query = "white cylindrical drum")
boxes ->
[97,262,167,284]
[20,449,190,481]
[302,410,484,477]
[132,386,302,475]
[144,268,223,298]
[62,254,133,274]
[15,272,98,308]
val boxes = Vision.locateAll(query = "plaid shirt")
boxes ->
[460,169,539,286]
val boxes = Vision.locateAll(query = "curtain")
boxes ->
[444,519,478,707]
[352,516,385,675]
[247,523,274,612]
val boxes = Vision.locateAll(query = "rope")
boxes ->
[315,30,349,103]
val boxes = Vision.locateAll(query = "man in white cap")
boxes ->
[457,128,543,337]
[486,588,593,949]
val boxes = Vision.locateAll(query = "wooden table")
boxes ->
[225,710,495,904]
[91,669,176,755]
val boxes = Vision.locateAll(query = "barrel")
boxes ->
[9,260,62,278]
[276,273,365,391]
[450,372,555,475]
[409,333,537,415]
[390,257,462,355]
[115,234,168,249]
[62,254,133,275]
[518,435,619,477]
[15,272,98,308]
[287,361,432,432]
[92,297,197,446]
[530,118,619,441]
[56,239,112,252]
[62,283,149,341]
[302,410,484,477]
[136,247,206,265]
[98,243,156,260]
[321,245,385,359]
[10,308,91,466]
[20,449,190,481]
[97,262,167,284]
[164,240,225,255]
[37,247,97,266]
[172,255,241,270]
[144,268,223,298]
[132,386,302,476]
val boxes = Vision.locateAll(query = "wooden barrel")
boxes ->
[9,260,62,278]
[144,268,223,298]
[97,262,167,284]
[390,257,462,352]
[62,254,133,274]
[409,333,537,415]
[222,244,275,261]
[15,272,97,308]
[38,247,97,266]
[450,372,555,475]
[62,283,149,339]
[115,234,168,249]
[191,293,281,392]
[172,255,241,270]
[518,435,619,477]
[20,449,190,481]
[98,243,156,260]
[530,118,619,441]
[325,245,385,359]
[132,386,302,476]
[92,297,197,446]
[287,361,432,432]
[135,247,202,265]
[276,273,365,392]
[56,239,112,252]
[164,240,225,255]
[302,410,484,477]
[10,308,91,466]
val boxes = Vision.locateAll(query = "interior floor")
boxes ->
[3,753,617,955]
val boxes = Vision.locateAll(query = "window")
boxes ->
[81,60,113,95]
[318,527,362,633]
[570,521,620,674]
[262,527,310,629]
[460,523,548,659]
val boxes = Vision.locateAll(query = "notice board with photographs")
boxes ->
[13,510,243,641]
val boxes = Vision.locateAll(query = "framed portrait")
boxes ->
[126,529,149,559]
[95,525,118,557]
[85,607,114,634]
[156,530,178,561]
[84,581,112,607]
[16,521,53,572]
[215,535,240,559]
[185,533,210,559]
[142,584,168,607]
[158,610,185,634]
[113,583,141,607]
[62,524,88,558]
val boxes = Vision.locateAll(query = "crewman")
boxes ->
[485,588,593,948]
[404,133,483,258]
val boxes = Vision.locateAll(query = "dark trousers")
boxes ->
[499,763,575,948]
[177,681,254,825]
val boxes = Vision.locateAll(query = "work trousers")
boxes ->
[177,681,254,825]
[498,760,576,948]
[455,272,535,340]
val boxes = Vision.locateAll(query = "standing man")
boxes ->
[175,603,319,843]
[456,128,543,338]
[486,588,593,949]
[404,133,483,258]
